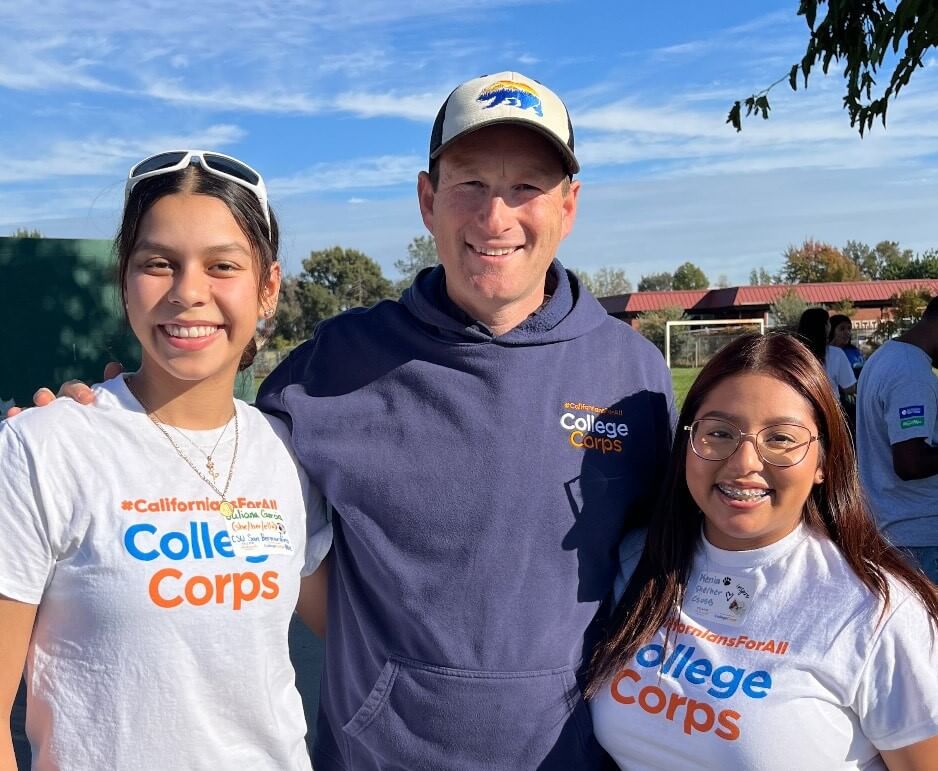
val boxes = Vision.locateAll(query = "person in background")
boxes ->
[829,314,865,376]
[856,295,938,582]
[0,151,331,770]
[798,307,856,399]
[828,313,864,433]
[588,332,938,770]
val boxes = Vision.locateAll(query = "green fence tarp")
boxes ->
[0,237,140,407]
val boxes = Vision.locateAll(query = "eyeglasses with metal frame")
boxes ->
[684,418,819,468]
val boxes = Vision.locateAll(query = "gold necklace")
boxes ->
[128,379,240,519]
[161,417,234,481]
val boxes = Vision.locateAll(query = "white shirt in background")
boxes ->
[857,340,938,546]
[825,344,857,395]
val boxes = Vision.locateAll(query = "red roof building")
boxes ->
[599,279,938,333]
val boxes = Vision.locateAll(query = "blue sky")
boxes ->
[3,0,938,286]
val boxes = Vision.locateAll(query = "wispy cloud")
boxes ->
[142,79,323,114]
[269,154,423,196]
[569,54,938,178]
[0,37,118,92]
[318,50,393,77]
[3,1,937,285]
[0,125,245,184]
[0,0,553,98]
[332,90,443,121]
[648,10,800,63]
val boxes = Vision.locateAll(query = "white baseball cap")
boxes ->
[428,71,579,175]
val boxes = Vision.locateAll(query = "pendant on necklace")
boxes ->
[219,500,236,519]
[206,456,219,481]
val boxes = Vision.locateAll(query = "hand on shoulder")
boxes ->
[3,363,123,417]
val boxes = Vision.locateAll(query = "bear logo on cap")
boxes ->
[477,80,543,117]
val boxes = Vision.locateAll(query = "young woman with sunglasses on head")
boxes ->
[0,151,331,770]
[587,333,937,770]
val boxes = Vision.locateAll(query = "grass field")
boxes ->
[671,367,701,411]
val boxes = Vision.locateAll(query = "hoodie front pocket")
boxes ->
[342,657,590,770]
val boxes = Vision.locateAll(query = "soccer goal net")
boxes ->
[665,319,766,370]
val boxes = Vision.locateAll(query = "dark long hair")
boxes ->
[116,163,280,370]
[797,306,830,365]
[586,332,937,697]
[828,313,851,344]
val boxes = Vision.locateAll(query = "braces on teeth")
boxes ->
[718,484,769,500]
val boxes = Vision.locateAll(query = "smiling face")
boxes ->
[124,192,280,390]
[686,372,824,551]
[417,124,579,334]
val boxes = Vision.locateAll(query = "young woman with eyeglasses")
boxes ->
[587,333,937,770]
[0,151,331,770]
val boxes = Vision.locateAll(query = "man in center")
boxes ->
[258,71,675,769]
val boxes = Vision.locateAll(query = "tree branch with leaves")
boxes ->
[728,1,938,135]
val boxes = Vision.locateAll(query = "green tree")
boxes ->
[636,306,685,353]
[843,239,919,279]
[672,261,709,290]
[12,227,42,238]
[782,239,861,283]
[830,299,856,317]
[295,246,394,331]
[578,266,633,297]
[874,240,914,279]
[868,286,935,349]
[905,249,938,279]
[748,267,779,286]
[843,240,878,280]
[394,235,438,288]
[728,1,938,135]
[715,274,730,289]
[637,272,673,292]
[770,288,810,330]
[269,275,308,347]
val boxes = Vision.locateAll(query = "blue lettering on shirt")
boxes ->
[634,643,773,700]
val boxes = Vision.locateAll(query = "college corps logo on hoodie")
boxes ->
[477,80,544,117]
[560,401,628,454]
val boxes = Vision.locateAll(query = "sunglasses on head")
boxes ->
[125,150,271,237]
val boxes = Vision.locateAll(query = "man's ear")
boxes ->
[417,171,435,234]
[560,179,581,241]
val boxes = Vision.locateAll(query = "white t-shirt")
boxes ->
[857,340,938,546]
[591,526,938,770]
[826,345,857,395]
[0,376,332,771]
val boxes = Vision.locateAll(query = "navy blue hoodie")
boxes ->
[257,262,674,770]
